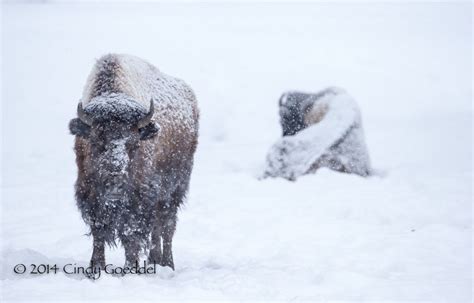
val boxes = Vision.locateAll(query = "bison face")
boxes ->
[69,95,159,202]
[279,92,315,137]
[86,121,140,201]
[280,104,306,137]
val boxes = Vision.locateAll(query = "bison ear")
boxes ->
[69,118,91,138]
[139,122,160,140]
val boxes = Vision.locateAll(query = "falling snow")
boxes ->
[1,2,471,302]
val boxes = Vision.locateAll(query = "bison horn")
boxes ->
[138,99,155,129]
[77,102,93,126]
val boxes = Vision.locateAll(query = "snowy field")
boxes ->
[1,1,472,302]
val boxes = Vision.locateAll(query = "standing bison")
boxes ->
[69,54,199,274]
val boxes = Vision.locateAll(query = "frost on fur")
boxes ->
[263,87,371,180]
[71,54,199,272]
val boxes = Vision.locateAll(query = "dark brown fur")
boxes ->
[70,55,198,276]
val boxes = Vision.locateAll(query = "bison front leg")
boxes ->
[86,231,105,280]
[91,236,105,267]
[121,237,141,269]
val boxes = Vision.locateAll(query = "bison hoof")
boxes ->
[160,257,174,270]
[85,261,104,280]
[147,252,162,265]
[85,267,102,280]
[148,256,173,270]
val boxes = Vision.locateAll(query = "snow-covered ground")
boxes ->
[1,2,472,302]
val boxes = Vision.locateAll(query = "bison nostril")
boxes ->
[103,185,125,200]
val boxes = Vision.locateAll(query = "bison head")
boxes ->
[69,93,159,202]
[279,100,306,137]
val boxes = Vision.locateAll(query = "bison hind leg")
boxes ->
[148,223,163,265]
[153,200,177,270]
[154,185,187,270]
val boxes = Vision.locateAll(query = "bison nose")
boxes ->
[103,183,125,200]
[104,192,122,201]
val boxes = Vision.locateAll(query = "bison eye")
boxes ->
[91,141,106,153]
[139,122,160,140]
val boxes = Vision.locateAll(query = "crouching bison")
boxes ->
[69,54,199,275]
[263,87,370,180]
